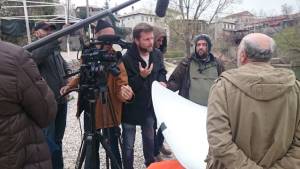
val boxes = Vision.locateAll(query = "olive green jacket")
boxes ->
[206,63,300,169]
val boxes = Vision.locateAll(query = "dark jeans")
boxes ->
[43,103,68,169]
[83,111,122,169]
[122,117,155,169]
[154,127,164,156]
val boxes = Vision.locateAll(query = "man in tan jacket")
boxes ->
[206,33,300,169]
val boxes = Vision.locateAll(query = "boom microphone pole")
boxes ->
[23,0,140,52]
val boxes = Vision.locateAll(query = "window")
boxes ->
[150,17,152,22]
[141,16,144,21]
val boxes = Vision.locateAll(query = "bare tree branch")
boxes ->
[291,48,300,53]
[195,0,213,20]
[179,0,185,20]
[193,0,205,20]
[208,0,232,24]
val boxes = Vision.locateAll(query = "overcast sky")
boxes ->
[69,0,300,17]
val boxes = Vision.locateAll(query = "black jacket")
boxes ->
[122,44,167,125]
[168,53,224,99]
[31,40,71,103]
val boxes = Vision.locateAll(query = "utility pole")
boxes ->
[23,0,31,43]
[105,0,109,9]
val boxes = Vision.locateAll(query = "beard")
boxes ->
[196,49,208,59]
[139,46,153,53]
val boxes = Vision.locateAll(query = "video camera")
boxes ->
[77,35,131,116]
[80,34,131,77]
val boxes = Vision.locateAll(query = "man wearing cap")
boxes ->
[60,19,133,169]
[31,21,71,169]
[167,34,224,106]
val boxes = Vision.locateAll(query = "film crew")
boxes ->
[206,33,300,168]
[152,26,172,161]
[167,34,224,106]
[31,21,71,169]
[0,40,57,169]
[60,19,133,169]
[121,23,167,169]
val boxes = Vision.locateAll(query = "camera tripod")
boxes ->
[74,67,123,169]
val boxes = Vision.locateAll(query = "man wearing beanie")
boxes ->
[167,34,224,106]
[60,19,133,169]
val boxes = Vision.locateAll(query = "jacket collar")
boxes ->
[127,43,154,68]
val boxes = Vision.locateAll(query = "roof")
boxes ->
[224,11,255,19]
[119,9,156,18]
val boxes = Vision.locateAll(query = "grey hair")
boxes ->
[240,37,276,62]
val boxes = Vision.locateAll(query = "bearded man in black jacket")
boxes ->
[121,23,167,169]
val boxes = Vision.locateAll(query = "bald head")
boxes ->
[238,33,276,65]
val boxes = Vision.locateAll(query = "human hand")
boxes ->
[60,85,71,96]
[120,85,134,101]
[159,82,167,87]
[139,62,153,78]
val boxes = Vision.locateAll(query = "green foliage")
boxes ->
[274,24,300,55]
[28,0,56,16]
[0,0,11,16]
[292,66,300,80]
[1,0,56,43]
[274,24,300,78]
[165,50,185,58]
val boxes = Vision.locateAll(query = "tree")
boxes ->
[274,24,300,63]
[166,0,236,56]
[281,3,293,15]
[0,0,11,17]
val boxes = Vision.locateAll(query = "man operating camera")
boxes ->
[60,19,133,169]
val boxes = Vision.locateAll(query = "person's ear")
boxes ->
[240,51,248,64]
[134,38,139,46]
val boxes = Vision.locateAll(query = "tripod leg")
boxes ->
[106,154,110,169]
[109,127,122,168]
[85,133,98,169]
[75,133,99,169]
[75,134,87,169]
[98,134,122,169]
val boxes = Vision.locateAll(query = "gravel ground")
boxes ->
[62,52,176,169]
[62,94,174,169]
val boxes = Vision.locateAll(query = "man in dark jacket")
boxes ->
[31,21,71,169]
[168,34,224,106]
[0,40,57,169]
[122,23,167,169]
